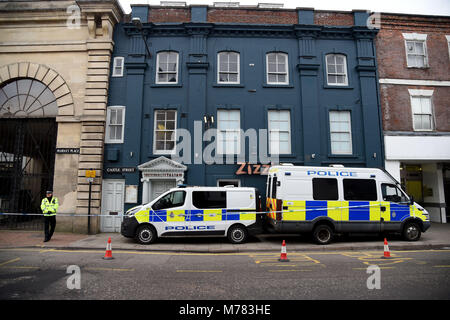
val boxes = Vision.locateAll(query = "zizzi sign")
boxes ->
[236,162,270,175]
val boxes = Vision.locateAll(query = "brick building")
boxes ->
[376,13,450,223]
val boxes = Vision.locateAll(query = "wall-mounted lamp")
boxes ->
[131,17,152,58]
[204,114,214,130]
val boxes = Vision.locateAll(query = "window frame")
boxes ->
[153,109,177,155]
[271,176,278,199]
[343,178,378,201]
[192,191,227,209]
[329,110,353,155]
[217,179,241,187]
[266,52,289,85]
[381,183,409,204]
[325,54,349,86]
[217,51,240,85]
[402,33,429,68]
[105,106,126,144]
[446,35,450,61]
[152,190,186,210]
[312,178,339,201]
[408,89,434,132]
[155,51,179,84]
[267,109,291,155]
[112,57,124,77]
[217,109,241,155]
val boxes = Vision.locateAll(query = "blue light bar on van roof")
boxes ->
[370,175,376,178]
[177,184,187,188]
[285,172,291,176]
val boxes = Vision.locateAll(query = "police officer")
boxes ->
[41,190,59,242]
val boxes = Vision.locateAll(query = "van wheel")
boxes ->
[403,222,421,241]
[227,225,248,244]
[313,224,333,245]
[135,225,157,244]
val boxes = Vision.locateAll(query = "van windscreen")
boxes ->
[193,191,227,209]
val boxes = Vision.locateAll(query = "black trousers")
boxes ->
[44,216,56,240]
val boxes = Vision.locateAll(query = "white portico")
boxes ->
[138,156,187,204]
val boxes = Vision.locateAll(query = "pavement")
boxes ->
[1,222,450,253]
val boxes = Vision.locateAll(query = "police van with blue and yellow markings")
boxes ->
[121,186,263,244]
[266,164,431,244]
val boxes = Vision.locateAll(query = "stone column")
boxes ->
[353,11,384,168]
[295,22,321,166]
[74,4,122,233]
[185,20,212,185]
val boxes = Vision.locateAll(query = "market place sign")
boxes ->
[56,148,80,154]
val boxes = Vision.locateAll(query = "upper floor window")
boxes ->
[217,109,240,154]
[409,89,434,131]
[325,54,348,86]
[446,35,450,60]
[266,52,289,85]
[112,57,124,77]
[329,110,352,155]
[268,110,291,154]
[153,110,177,154]
[217,51,240,84]
[156,51,179,84]
[403,33,428,68]
[105,106,125,143]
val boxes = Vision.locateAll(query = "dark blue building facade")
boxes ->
[103,5,384,212]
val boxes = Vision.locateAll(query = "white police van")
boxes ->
[121,186,263,244]
[266,164,431,244]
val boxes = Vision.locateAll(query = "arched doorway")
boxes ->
[0,77,58,229]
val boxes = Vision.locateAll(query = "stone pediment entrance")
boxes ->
[138,156,187,180]
[138,156,187,203]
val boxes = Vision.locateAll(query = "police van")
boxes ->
[121,186,263,244]
[266,164,431,244]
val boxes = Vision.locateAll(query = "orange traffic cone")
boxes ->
[103,237,114,260]
[381,238,391,259]
[278,240,290,262]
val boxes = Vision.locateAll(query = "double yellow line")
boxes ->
[0,257,39,270]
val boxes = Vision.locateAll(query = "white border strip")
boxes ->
[379,78,450,86]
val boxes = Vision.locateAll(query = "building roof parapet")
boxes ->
[123,21,378,40]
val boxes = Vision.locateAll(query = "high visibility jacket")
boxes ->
[41,197,59,216]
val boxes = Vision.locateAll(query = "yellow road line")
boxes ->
[352,266,396,270]
[0,248,449,256]
[303,255,321,264]
[255,258,314,263]
[176,270,223,273]
[259,264,302,267]
[0,266,39,270]
[268,269,312,272]
[0,257,20,267]
[433,265,450,268]
[85,267,134,272]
